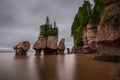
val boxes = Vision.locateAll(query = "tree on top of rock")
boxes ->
[40,17,58,36]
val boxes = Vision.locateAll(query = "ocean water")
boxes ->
[0,52,118,80]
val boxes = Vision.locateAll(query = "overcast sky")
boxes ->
[0,0,93,49]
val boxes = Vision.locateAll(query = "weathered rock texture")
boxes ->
[13,41,30,55]
[96,1,120,56]
[72,23,97,54]
[47,36,58,49]
[86,23,96,47]
[44,35,58,54]
[33,35,58,55]
[82,23,96,53]
[33,35,46,55]
[57,38,65,54]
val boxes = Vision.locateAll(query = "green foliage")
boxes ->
[40,18,58,36]
[40,24,58,36]
[71,14,80,35]
[53,26,58,35]
[102,13,120,27]
[71,0,106,46]
[40,25,48,36]
[75,37,83,46]
[102,13,113,22]
[93,54,120,62]
[71,0,92,45]
[71,0,92,36]
[91,0,106,23]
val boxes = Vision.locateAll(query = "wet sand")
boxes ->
[115,63,120,80]
[74,54,119,80]
[0,52,119,80]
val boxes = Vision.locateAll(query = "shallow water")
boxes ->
[0,52,118,80]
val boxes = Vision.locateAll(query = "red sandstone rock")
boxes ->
[13,41,30,55]
[96,1,120,56]
[57,38,65,53]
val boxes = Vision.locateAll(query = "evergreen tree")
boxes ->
[91,0,106,24]
[71,0,92,36]
[71,0,93,45]
[40,17,58,36]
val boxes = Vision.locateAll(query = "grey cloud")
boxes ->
[0,0,93,49]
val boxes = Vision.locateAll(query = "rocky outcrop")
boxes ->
[71,45,82,54]
[67,48,70,54]
[33,35,46,55]
[47,36,58,49]
[33,35,58,55]
[13,41,30,55]
[44,35,58,54]
[57,38,65,54]
[96,1,120,56]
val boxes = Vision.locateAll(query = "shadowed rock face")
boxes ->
[57,38,65,54]
[96,1,120,56]
[13,41,30,55]
[71,45,82,54]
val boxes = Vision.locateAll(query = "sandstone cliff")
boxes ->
[96,1,120,56]
[71,0,120,55]
[72,23,96,54]
[82,23,96,53]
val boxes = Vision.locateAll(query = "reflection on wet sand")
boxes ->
[34,54,75,80]
[35,54,115,80]
[13,55,31,80]
[0,53,119,80]
[74,54,117,80]
[57,54,75,80]
[34,55,58,80]
[33,54,118,80]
